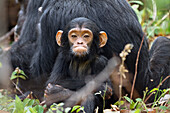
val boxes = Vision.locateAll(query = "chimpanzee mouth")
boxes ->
[71,46,89,57]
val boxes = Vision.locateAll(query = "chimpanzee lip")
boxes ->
[73,45,87,48]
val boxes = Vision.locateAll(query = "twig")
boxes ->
[144,75,170,103]
[119,44,133,100]
[130,35,145,99]
[0,27,15,42]
[11,80,26,98]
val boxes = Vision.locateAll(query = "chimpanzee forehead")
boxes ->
[69,28,93,34]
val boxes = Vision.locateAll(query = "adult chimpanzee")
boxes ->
[45,17,113,112]
[30,0,148,99]
[146,36,170,98]
[10,0,44,97]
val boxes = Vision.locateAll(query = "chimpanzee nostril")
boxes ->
[77,41,83,44]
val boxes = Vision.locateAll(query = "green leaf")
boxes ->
[130,102,136,110]
[57,102,64,107]
[27,99,35,106]
[149,88,159,94]
[46,109,53,113]
[10,74,17,80]
[33,105,44,113]
[50,103,57,108]
[76,106,84,113]
[20,70,27,77]
[50,103,58,110]
[56,109,63,113]
[18,75,27,80]
[51,107,57,111]
[134,109,141,113]
[71,105,81,113]
[124,96,134,104]
[114,100,125,106]
[159,106,168,110]
[34,99,40,105]
[23,106,31,113]
[12,70,17,76]
[135,98,142,102]
[29,107,37,113]
[15,95,24,113]
[65,107,71,113]
[136,103,142,109]
[23,98,31,106]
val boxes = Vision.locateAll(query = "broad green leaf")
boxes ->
[23,98,31,106]
[18,75,27,80]
[27,99,35,106]
[33,105,44,113]
[136,103,142,109]
[159,106,168,110]
[124,96,134,104]
[34,99,40,105]
[29,107,37,113]
[130,102,136,110]
[20,70,27,77]
[11,71,17,76]
[135,98,142,102]
[15,95,24,113]
[24,106,31,113]
[10,74,17,80]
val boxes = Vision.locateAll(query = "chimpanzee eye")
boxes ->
[71,35,77,38]
[84,35,89,38]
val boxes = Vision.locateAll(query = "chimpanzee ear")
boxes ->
[56,30,63,46]
[99,31,108,48]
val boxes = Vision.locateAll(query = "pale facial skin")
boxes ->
[68,28,93,56]
[56,27,108,57]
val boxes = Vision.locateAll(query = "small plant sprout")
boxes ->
[71,105,85,113]
[10,67,28,95]
[95,83,108,111]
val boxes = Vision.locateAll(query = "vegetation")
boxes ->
[0,0,169,113]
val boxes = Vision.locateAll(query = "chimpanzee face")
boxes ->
[68,27,93,56]
[56,17,108,57]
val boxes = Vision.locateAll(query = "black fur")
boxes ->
[10,0,44,98]
[29,0,148,112]
[146,37,170,91]
[9,0,170,112]
[31,0,148,95]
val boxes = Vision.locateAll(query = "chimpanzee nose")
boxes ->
[77,41,83,44]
